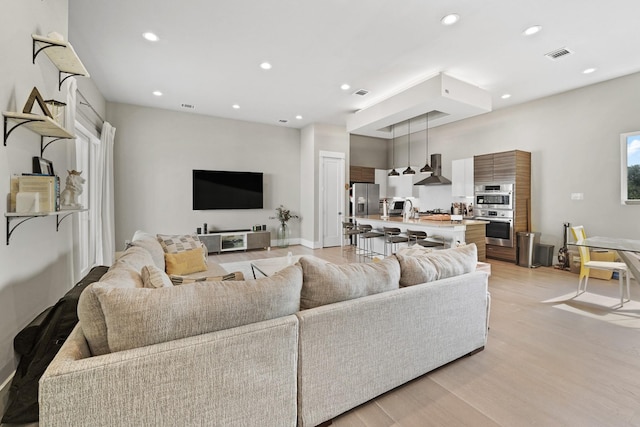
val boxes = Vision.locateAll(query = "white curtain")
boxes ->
[95,122,116,265]
[65,77,77,134]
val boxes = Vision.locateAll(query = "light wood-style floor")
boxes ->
[213,245,640,427]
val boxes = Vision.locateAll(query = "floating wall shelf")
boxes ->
[32,34,90,90]
[5,208,87,245]
[3,111,75,147]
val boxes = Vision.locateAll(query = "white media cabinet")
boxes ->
[198,230,270,254]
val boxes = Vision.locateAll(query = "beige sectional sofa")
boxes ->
[39,233,490,427]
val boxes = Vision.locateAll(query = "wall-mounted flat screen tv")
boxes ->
[193,170,263,210]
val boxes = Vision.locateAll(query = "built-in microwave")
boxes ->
[475,183,513,209]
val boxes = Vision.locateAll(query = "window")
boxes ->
[621,131,640,205]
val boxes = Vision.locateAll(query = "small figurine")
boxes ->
[60,170,86,208]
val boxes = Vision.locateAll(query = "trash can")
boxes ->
[517,231,540,268]
[534,243,555,267]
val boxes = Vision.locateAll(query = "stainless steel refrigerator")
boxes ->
[352,183,380,217]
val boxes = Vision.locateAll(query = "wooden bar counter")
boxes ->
[353,215,488,261]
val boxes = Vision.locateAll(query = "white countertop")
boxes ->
[354,215,488,228]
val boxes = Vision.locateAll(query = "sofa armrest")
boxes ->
[40,317,299,427]
[296,271,489,427]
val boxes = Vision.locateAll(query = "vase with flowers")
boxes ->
[270,205,299,248]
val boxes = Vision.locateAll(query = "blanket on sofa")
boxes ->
[1,266,109,424]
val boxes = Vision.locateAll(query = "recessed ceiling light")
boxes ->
[522,25,542,36]
[142,32,159,42]
[152,90,162,96]
[501,94,512,99]
[583,68,596,74]
[441,14,460,25]
[260,62,272,70]
[232,104,240,109]
[340,83,351,91]
[295,115,303,120]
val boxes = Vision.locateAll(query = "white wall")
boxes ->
[299,123,350,247]
[418,72,640,250]
[0,0,77,385]
[350,134,388,169]
[107,103,302,248]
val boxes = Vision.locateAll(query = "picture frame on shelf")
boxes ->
[32,156,55,175]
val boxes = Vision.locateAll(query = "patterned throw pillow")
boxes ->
[157,234,202,253]
[141,265,174,288]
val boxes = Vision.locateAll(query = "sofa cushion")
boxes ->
[164,247,208,275]
[131,230,165,270]
[299,256,400,309]
[110,246,156,274]
[88,264,303,353]
[396,243,478,287]
[78,260,144,356]
[141,265,174,288]
[396,245,434,256]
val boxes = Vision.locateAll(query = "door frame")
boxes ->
[318,150,346,248]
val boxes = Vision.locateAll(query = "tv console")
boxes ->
[198,230,270,254]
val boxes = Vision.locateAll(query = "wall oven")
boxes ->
[476,209,514,247]
[475,183,513,210]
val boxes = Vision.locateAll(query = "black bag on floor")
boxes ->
[1,265,109,424]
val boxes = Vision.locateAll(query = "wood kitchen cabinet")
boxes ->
[350,166,375,183]
[474,150,531,262]
[473,154,494,184]
[474,151,520,183]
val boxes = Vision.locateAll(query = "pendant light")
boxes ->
[420,112,433,173]
[403,118,415,175]
[388,123,400,176]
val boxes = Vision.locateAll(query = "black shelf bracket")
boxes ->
[55,212,75,231]
[5,212,78,245]
[32,38,65,64]
[40,135,68,156]
[4,115,40,146]
[58,71,83,91]
[6,216,38,245]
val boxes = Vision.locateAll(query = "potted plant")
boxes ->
[270,205,299,248]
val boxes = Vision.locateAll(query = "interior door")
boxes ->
[320,152,345,247]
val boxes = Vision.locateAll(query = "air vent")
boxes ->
[279,119,288,123]
[545,47,573,60]
[181,103,195,109]
[353,89,369,96]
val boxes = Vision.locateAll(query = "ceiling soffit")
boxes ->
[346,73,492,138]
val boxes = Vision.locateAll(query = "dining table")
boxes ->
[571,236,640,283]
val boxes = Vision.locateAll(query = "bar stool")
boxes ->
[406,229,445,248]
[342,221,361,251]
[357,224,384,260]
[383,227,409,255]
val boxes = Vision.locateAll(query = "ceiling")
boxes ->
[68,0,640,136]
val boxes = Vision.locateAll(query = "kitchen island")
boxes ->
[354,215,488,261]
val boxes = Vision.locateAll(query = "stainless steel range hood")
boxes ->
[414,154,451,185]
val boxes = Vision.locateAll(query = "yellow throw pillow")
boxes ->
[164,247,207,275]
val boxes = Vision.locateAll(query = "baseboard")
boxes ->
[0,371,15,421]
[299,238,320,249]
[269,238,302,248]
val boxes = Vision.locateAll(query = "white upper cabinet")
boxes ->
[451,158,474,197]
